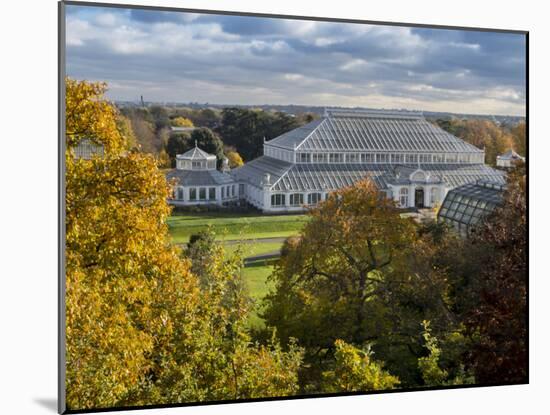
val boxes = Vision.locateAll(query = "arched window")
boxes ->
[290,193,304,206]
[399,187,409,207]
[199,188,206,200]
[307,193,322,205]
[430,187,439,206]
[271,194,286,207]
[411,171,426,182]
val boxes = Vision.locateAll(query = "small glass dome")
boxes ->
[176,143,217,171]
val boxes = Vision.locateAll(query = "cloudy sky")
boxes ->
[65,5,526,116]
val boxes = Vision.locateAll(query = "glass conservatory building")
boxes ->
[166,145,238,206]
[496,149,525,168]
[438,179,506,236]
[231,108,506,213]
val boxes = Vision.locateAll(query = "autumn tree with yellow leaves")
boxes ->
[64,78,302,410]
[226,150,244,168]
[171,116,194,128]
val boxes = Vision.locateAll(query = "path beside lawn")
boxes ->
[167,211,308,328]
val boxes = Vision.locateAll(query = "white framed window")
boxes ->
[199,188,207,200]
[208,187,216,200]
[419,154,431,163]
[361,153,375,163]
[433,154,444,163]
[412,171,426,182]
[313,153,328,163]
[176,187,184,200]
[391,154,404,163]
[299,153,311,163]
[446,153,458,163]
[290,193,304,206]
[307,193,322,205]
[377,153,389,163]
[190,188,197,201]
[406,154,419,164]
[347,153,359,163]
[271,194,286,206]
[399,187,409,207]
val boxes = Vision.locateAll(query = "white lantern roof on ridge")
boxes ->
[175,142,218,171]
[497,149,525,161]
[176,142,216,161]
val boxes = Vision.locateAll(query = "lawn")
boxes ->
[240,260,277,329]
[241,260,276,299]
[166,212,308,243]
[167,211,307,328]
[223,241,282,259]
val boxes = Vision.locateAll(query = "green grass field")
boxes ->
[223,241,282,259]
[241,260,276,299]
[166,212,309,243]
[241,260,277,329]
[167,211,307,328]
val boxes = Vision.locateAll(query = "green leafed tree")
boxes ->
[263,178,475,390]
[417,320,475,387]
[458,165,527,384]
[165,127,224,167]
[322,340,399,392]
[217,108,305,160]
[263,179,418,347]
[165,132,190,166]
[190,127,225,162]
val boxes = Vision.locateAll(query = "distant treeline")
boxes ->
[117,104,525,168]
[432,118,526,165]
[118,105,317,167]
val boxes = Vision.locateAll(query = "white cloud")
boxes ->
[94,13,118,27]
[340,59,369,72]
[284,73,304,81]
[65,6,526,116]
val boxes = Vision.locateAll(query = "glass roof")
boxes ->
[230,156,505,192]
[266,110,483,154]
[167,169,234,186]
[438,180,506,233]
[177,146,216,160]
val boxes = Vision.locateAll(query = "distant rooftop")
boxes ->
[171,126,197,132]
[497,149,525,161]
[324,108,424,119]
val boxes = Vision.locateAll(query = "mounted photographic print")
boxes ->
[58,1,528,413]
